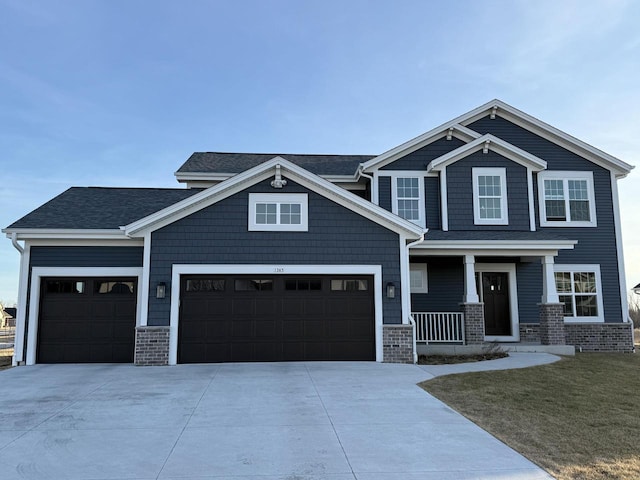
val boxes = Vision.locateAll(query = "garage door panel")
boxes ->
[282,319,303,338]
[303,299,325,315]
[282,298,304,315]
[255,319,277,337]
[232,299,255,315]
[91,322,114,340]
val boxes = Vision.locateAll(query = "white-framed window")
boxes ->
[248,193,308,231]
[472,167,508,225]
[538,171,596,227]
[553,264,604,322]
[409,263,428,293]
[391,176,425,227]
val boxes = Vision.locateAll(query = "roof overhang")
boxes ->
[2,229,130,241]
[125,157,424,239]
[175,171,360,184]
[409,238,577,257]
[427,134,547,172]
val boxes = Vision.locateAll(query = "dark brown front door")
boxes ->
[481,272,511,336]
[178,274,375,363]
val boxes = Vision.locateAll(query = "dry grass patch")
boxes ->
[420,354,640,480]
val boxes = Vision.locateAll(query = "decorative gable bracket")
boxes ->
[270,164,288,189]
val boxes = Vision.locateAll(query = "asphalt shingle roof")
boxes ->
[7,187,202,230]
[177,152,375,176]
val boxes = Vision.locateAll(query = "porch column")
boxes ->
[539,255,565,345]
[461,255,484,344]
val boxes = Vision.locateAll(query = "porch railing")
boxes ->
[412,312,465,344]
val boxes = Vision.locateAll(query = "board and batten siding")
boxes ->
[147,179,403,327]
[468,115,623,322]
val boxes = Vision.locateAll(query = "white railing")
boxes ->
[412,312,465,344]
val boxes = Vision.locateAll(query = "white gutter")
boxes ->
[405,233,426,363]
[11,232,23,254]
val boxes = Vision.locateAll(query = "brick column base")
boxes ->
[539,303,565,345]
[135,326,170,366]
[461,303,485,345]
[382,325,414,363]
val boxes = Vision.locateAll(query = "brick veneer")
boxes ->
[135,326,170,366]
[519,322,633,352]
[382,325,414,363]
[519,324,541,343]
[461,303,485,345]
[539,303,565,345]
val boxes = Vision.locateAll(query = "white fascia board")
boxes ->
[360,124,481,172]
[3,229,128,240]
[457,100,634,177]
[319,174,359,182]
[427,134,547,172]
[125,156,424,239]
[411,239,577,250]
[174,171,236,182]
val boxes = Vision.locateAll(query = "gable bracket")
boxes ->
[270,164,288,189]
[483,139,491,154]
[446,127,454,141]
[490,106,498,119]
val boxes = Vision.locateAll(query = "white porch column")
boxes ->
[463,255,479,303]
[541,255,559,303]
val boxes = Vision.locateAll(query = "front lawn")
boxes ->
[420,354,640,480]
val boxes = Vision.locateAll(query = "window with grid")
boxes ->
[396,177,421,224]
[249,193,308,231]
[539,172,596,227]
[472,168,508,225]
[554,267,602,320]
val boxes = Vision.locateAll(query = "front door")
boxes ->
[480,272,511,336]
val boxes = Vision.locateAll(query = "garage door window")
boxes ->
[285,278,322,291]
[96,281,135,294]
[235,279,274,291]
[331,279,369,291]
[186,278,225,292]
[46,280,85,294]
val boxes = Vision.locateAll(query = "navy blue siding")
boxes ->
[469,115,623,322]
[446,151,530,231]
[30,246,143,267]
[410,258,463,312]
[425,177,441,229]
[148,179,402,326]
[516,261,543,324]
[378,176,391,211]
[380,137,465,170]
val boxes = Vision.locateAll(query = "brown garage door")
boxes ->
[38,277,137,363]
[179,275,375,363]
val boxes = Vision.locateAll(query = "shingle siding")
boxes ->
[148,179,402,327]
[446,151,530,231]
[425,176,441,229]
[30,246,143,267]
[378,176,392,211]
[380,137,465,170]
[410,258,463,312]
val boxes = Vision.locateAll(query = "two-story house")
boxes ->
[3,100,634,366]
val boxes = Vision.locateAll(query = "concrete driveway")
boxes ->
[0,362,552,480]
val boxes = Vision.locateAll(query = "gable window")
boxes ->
[472,168,508,225]
[409,263,428,293]
[538,171,596,227]
[248,193,308,231]
[392,177,425,227]
[553,265,603,322]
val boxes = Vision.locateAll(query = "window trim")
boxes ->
[390,176,426,228]
[472,167,509,225]
[553,264,604,323]
[248,193,308,231]
[538,171,597,227]
[409,263,428,294]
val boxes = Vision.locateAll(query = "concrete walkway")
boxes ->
[0,357,557,480]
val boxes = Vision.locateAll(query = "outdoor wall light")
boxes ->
[386,282,395,299]
[156,282,166,299]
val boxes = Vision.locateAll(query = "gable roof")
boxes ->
[362,99,634,177]
[4,187,202,231]
[125,156,424,239]
[427,134,547,172]
[176,152,375,181]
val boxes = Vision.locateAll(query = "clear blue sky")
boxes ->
[1,0,639,305]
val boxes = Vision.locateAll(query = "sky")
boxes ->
[1,0,639,306]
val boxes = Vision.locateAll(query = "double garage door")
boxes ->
[37,274,375,364]
[179,274,375,363]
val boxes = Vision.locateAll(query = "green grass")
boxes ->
[420,354,640,480]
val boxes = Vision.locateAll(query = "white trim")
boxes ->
[248,193,308,232]
[3,229,128,240]
[553,264,605,323]
[169,264,384,365]
[537,171,597,227]
[472,167,509,225]
[371,171,379,205]
[463,255,479,303]
[440,169,448,231]
[176,171,361,184]
[399,237,412,325]
[409,263,428,294]
[475,263,520,342]
[140,233,152,327]
[26,267,143,365]
[390,175,426,228]
[527,167,536,231]
[20,239,144,247]
[124,157,423,239]
[13,243,30,365]
[610,172,630,322]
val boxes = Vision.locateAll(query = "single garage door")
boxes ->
[38,277,137,363]
[179,275,375,363]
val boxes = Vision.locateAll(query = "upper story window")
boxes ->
[392,177,425,227]
[248,193,308,231]
[472,168,508,225]
[538,171,596,227]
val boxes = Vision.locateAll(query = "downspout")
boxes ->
[405,233,426,364]
[9,233,24,366]
[357,168,375,203]
[11,232,23,254]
